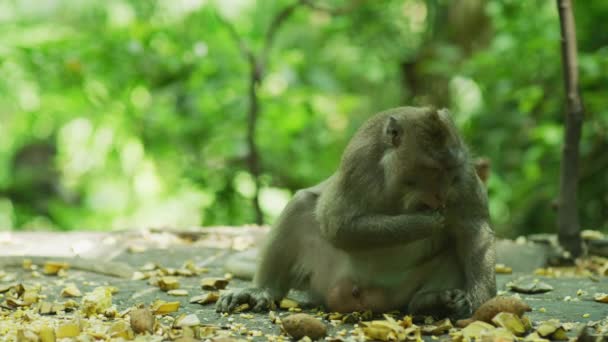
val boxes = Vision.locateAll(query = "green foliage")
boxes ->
[0,0,606,236]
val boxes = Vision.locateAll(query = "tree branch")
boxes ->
[215,1,361,224]
[261,0,306,65]
[555,0,585,258]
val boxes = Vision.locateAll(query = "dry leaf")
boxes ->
[495,264,513,274]
[168,289,189,296]
[43,261,69,275]
[190,292,220,305]
[152,300,180,315]
[280,298,299,309]
[158,276,180,291]
[60,283,82,298]
[200,277,229,290]
[457,296,531,327]
[508,281,553,294]
[594,293,608,303]
[81,286,113,317]
[56,322,80,338]
[421,318,453,335]
[492,312,527,335]
[174,314,201,328]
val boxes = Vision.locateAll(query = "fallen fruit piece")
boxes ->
[282,313,327,340]
[461,321,495,340]
[536,320,567,340]
[421,319,453,335]
[480,327,517,341]
[130,307,155,334]
[456,296,532,327]
[22,288,40,305]
[108,320,134,339]
[43,261,69,275]
[280,298,300,309]
[56,322,80,338]
[174,337,200,342]
[492,312,527,335]
[174,313,201,328]
[495,264,513,274]
[152,300,180,314]
[38,325,56,342]
[594,293,608,303]
[524,332,550,341]
[168,289,189,296]
[158,276,180,291]
[61,283,82,297]
[508,281,553,294]
[38,301,54,315]
[200,277,229,290]
[81,286,112,317]
[190,292,220,305]
[233,303,250,313]
[18,329,38,341]
[359,315,419,341]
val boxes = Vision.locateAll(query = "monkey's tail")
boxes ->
[223,249,258,280]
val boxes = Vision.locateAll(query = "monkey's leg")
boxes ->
[406,247,471,319]
[216,189,320,313]
[455,220,496,311]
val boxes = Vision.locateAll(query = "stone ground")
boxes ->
[0,228,607,341]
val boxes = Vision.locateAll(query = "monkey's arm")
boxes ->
[217,189,319,312]
[324,211,444,250]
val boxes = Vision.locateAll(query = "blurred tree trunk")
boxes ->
[400,0,492,106]
[555,0,584,258]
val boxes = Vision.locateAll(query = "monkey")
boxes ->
[216,106,496,318]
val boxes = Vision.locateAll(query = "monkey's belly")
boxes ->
[326,235,459,312]
[326,278,391,313]
[346,235,448,284]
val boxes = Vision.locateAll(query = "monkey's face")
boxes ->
[382,107,464,210]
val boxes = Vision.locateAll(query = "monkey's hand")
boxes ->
[440,289,472,319]
[428,210,446,235]
[215,287,277,313]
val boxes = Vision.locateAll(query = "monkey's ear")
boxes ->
[384,116,403,147]
[428,109,449,142]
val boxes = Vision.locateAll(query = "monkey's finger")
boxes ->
[252,300,267,312]
[227,291,251,312]
[216,293,233,312]
[252,296,270,312]
[439,291,453,304]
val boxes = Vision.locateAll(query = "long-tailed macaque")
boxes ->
[216,107,496,318]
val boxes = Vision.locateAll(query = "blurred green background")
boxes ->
[0,0,606,237]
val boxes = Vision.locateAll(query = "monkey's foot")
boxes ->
[440,289,472,319]
[215,287,277,313]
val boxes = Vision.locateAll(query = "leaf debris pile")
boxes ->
[1,248,607,341]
